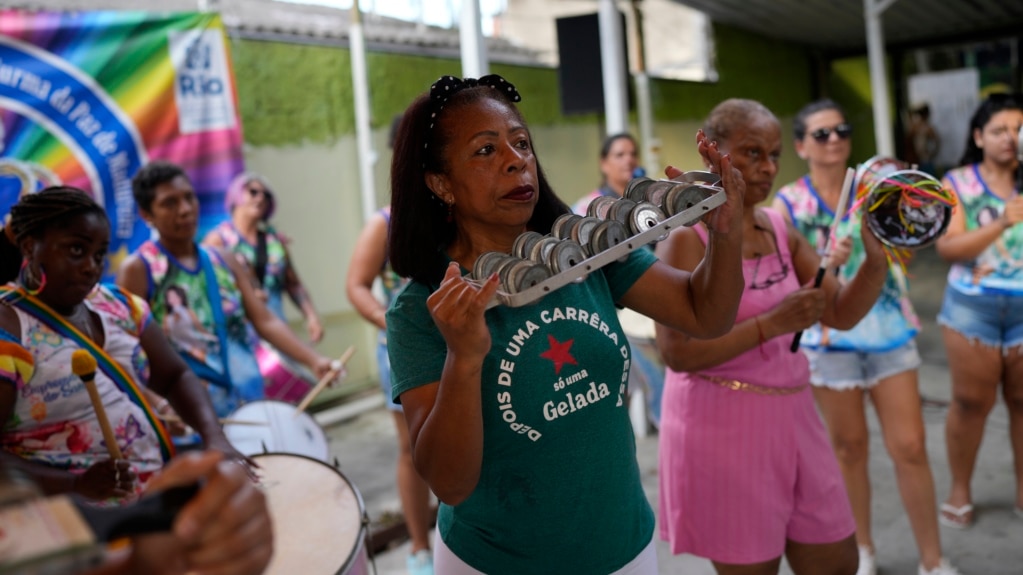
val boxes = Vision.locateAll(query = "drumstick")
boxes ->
[71,350,124,460]
[293,346,356,416]
[158,413,269,427]
[790,167,855,353]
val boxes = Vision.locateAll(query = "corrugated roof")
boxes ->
[0,0,541,63]
[670,0,1023,51]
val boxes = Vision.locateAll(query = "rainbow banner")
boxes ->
[0,10,244,275]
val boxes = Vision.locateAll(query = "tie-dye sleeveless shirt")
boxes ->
[775,176,919,352]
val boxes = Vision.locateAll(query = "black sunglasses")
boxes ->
[246,186,267,197]
[810,123,853,143]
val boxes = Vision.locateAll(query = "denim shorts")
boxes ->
[805,340,921,390]
[937,286,1023,351]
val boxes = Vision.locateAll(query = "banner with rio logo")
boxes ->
[0,10,244,275]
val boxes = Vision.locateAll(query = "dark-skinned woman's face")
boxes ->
[22,211,109,308]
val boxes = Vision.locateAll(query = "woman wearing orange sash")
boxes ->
[0,187,239,503]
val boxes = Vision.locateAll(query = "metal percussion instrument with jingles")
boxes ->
[470,170,726,308]
[854,156,953,250]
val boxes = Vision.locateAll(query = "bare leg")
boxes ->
[870,369,942,569]
[785,534,858,575]
[813,387,872,552]
[712,557,783,575]
[1002,346,1023,510]
[942,328,1002,516]
[392,410,433,554]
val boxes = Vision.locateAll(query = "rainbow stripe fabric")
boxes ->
[0,10,244,277]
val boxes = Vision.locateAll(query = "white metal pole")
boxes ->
[351,0,377,224]
[599,0,628,135]
[460,0,489,77]
[864,0,898,157]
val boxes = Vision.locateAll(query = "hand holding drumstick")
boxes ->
[71,350,137,498]
[294,346,356,415]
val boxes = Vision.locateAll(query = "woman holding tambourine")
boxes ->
[774,99,960,575]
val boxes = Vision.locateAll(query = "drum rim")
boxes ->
[252,451,370,575]
[224,400,330,461]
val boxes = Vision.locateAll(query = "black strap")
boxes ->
[254,230,268,288]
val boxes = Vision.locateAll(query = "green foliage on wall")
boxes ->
[650,24,813,122]
[229,22,814,147]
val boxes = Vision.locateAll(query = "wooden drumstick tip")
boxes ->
[70,350,97,382]
[71,350,124,460]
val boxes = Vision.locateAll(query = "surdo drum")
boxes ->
[253,453,369,575]
[223,400,329,461]
[469,169,727,308]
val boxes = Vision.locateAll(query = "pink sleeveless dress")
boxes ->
[657,208,854,564]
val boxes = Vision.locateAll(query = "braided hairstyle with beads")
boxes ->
[0,187,108,283]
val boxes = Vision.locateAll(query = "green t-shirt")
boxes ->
[387,249,657,575]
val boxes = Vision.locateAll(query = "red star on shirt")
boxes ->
[540,334,577,375]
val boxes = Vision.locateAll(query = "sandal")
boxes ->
[939,503,974,529]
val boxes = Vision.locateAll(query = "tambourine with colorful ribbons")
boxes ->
[850,155,957,267]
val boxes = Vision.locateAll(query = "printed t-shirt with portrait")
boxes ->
[944,164,1023,296]
[387,249,657,575]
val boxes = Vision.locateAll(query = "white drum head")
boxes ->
[223,400,329,461]
[254,453,368,575]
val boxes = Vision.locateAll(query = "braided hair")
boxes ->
[0,187,108,283]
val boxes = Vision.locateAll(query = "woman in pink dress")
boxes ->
[656,98,889,575]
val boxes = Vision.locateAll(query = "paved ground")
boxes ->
[313,250,1023,574]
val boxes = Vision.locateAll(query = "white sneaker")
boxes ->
[857,546,877,575]
[919,558,962,575]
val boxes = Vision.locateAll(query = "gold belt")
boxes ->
[695,373,808,396]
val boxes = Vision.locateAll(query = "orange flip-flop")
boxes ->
[939,503,974,529]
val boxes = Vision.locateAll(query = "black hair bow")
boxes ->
[429,74,522,107]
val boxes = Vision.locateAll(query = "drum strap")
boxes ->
[254,230,268,288]
[197,247,234,389]
[0,285,175,462]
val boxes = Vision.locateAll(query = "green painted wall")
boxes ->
[228,22,816,147]
[828,56,884,164]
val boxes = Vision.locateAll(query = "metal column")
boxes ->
[460,0,489,78]
[864,0,898,157]
[351,0,377,224]
[599,0,628,135]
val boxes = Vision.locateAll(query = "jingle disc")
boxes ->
[663,184,712,221]
[589,219,629,254]
[625,177,655,203]
[587,196,618,220]
[642,180,676,208]
[473,251,508,280]
[513,231,544,260]
[862,169,951,249]
[548,240,588,274]
[552,214,583,240]
[673,170,721,186]
[529,236,561,264]
[627,201,666,236]
[570,216,602,255]
[605,198,638,226]
[501,260,552,293]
